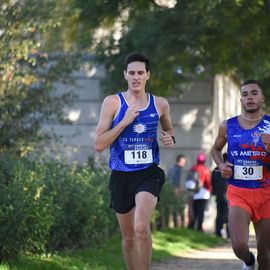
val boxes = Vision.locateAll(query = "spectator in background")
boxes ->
[211,153,230,239]
[167,154,187,227]
[188,152,211,231]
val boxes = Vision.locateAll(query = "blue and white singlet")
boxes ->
[227,115,270,188]
[109,92,160,172]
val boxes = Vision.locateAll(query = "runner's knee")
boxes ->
[134,222,150,239]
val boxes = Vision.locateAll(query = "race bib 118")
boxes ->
[124,149,153,164]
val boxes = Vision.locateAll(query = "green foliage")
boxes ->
[0,155,53,260]
[152,227,224,260]
[0,228,224,270]
[0,0,79,155]
[72,0,270,102]
[154,181,189,229]
[43,161,116,251]
[0,155,118,260]
[2,0,270,155]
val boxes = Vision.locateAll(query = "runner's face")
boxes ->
[240,83,265,113]
[124,61,150,92]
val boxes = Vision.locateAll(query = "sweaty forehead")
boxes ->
[240,83,261,93]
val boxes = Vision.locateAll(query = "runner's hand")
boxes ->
[122,105,139,126]
[219,162,233,178]
[161,130,174,147]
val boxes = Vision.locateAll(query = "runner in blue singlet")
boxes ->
[95,52,175,270]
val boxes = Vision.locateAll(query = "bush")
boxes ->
[154,181,189,229]
[0,155,118,260]
[0,155,53,260]
[44,161,117,250]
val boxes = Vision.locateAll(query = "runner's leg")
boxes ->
[254,218,270,269]
[116,208,138,270]
[134,191,157,270]
[229,206,252,262]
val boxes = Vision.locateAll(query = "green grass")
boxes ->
[0,228,224,270]
[152,228,224,260]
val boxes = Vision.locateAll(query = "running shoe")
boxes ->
[241,252,255,270]
[241,262,255,270]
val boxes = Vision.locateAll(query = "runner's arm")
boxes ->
[211,120,233,178]
[94,95,139,153]
[155,96,174,148]
[211,120,227,169]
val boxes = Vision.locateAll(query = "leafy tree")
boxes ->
[2,0,270,156]
[72,0,270,101]
[0,0,78,155]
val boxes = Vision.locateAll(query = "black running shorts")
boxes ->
[108,164,165,214]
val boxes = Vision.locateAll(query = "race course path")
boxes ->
[152,235,257,270]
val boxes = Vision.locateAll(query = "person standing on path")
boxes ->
[187,152,211,232]
[212,79,270,270]
[95,52,175,270]
[167,154,187,227]
[211,152,230,239]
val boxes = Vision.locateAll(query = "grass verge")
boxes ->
[0,228,225,270]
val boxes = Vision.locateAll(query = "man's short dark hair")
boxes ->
[124,52,150,71]
[176,154,185,162]
[241,79,262,91]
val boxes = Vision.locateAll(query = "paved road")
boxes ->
[152,235,257,270]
